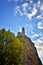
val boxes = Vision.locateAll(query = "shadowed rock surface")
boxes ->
[17,27,42,65]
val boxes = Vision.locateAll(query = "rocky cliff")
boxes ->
[17,27,42,65]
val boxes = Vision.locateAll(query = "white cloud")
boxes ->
[14,3,28,16]
[30,0,33,4]
[18,10,23,16]
[14,0,43,20]
[14,6,20,14]
[31,32,43,58]
[32,36,43,57]
[36,39,43,44]
[14,6,23,16]
[26,7,37,20]
[22,3,28,12]
[31,8,37,16]
[25,0,33,3]
[37,0,41,7]
[15,3,38,20]
[40,4,43,17]
[26,13,32,19]
[22,3,28,7]
[40,4,43,11]
[37,15,43,19]
[37,21,43,29]
[32,34,40,38]
[26,7,37,19]
[37,48,43,57]
[35,42,43,57]
[38,0,41,5]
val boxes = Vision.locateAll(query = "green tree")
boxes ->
[0,28,24,65]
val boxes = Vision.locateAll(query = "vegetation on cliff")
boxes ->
[0,28,24,65]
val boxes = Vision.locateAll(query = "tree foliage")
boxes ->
[0,28,24,65]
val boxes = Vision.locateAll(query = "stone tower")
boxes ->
[17,27,25,36]
[22,27,25,35]
[17,27,42,65]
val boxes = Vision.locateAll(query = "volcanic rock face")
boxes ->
[17,27,42,65]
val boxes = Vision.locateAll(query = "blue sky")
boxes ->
[0,0,43,64]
